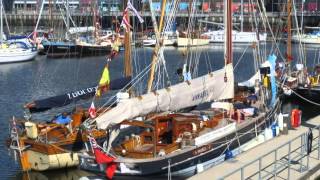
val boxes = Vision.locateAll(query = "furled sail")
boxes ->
[96,64,234,129]
[26,77,131,113]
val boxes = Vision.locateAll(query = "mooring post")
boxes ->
[274,149,277,179]
[318,126,320,160]
[288,142,291,179]
[300,133,304,172]
[241,167,244,180]
[259,158,262,180]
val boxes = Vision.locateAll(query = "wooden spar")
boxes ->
[224,0,233,65]
[146,0,167,93]
[124,0,132,77]
[158,0,166,33]
[287,0,292,67]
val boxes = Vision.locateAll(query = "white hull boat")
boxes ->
[292,34,320,44]
[202,30,267,43]
[176,37,210,47]
[143,38,177,46]
[143,31,177,46]
[0,47,37,63]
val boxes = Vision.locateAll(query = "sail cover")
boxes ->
[28,77,131,113]
[96,64,234,129]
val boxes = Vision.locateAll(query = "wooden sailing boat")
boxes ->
[7,46,131,171]
[0,0,37,63]
[281,0,320,102]
[7,107,107,171]
[78,0,281,178]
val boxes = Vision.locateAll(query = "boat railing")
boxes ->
[217,125,320,180]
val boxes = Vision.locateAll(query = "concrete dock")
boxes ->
[189,116,320,180]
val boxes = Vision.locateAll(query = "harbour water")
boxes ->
[1,43,320,179]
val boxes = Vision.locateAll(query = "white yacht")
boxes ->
[202,30,267,43]
[143,31,178,46]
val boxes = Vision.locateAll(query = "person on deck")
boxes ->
[53,112,72,125]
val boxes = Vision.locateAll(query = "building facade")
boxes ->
[9,0,320,14]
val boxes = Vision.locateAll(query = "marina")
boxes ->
[1,0,320,180]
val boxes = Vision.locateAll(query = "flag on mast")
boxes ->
[96,66,110,97]
[88,102,96,118]
[88,135,117,179]
[120,1,144,31]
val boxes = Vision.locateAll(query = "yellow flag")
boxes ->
[99,66,110,86]
[96,66,110,97]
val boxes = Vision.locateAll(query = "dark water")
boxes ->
[1,43,320,179]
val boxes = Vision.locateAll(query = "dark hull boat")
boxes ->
[77,0,282,178]
[76,44,112,57]
[42,40,78,58]
[294,85,320,102]
[79,99,281,177]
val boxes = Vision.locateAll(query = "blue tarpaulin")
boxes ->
[268,54,277,106]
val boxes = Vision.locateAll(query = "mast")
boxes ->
[124,0,132,77]
[240,0,243,32]
[224,0,233,65]
[49,0,52,30]
[287,0,292,72]
[146,0,166,92]
[33,0,45,38]
[0,0,3,43]
[66,0,70,40]
[93,0,97,40]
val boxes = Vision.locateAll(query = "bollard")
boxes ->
[282,114,289,135]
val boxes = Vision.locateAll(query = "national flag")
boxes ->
[88,135,117,179]
[96,66,110,97]
[120,7,132,31]
[286,53,293,61]
[126,1,144,23]
[93,147,117,179]
[120,1,144,31]
[88,135,98,149]
[88,102,96,118]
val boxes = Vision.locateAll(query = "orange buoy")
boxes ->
[291,109,302,128]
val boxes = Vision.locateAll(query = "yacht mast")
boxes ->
[33,0,45,38]
[0,0,3,43]
[287,0,292,73]
[240,0,243,32]
[124,0,132,77]
[146,0,167,92]
[66,0,70,39]
[225,0,233,65]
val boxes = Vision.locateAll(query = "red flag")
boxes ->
[93,148,117,179]
[286,53,293,61]
[120,8,132,31]
[88,102,96,118]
